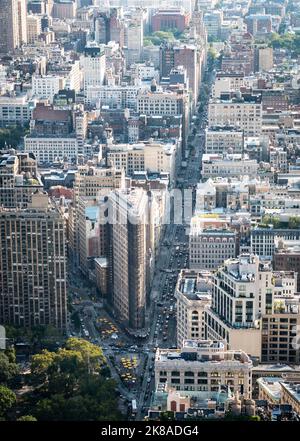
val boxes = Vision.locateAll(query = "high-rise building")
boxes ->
[0,191,67,330]
[205,254,268,358]
[77,196,108,275]
[274,240,300,289]
[251,226,300,260]
[189,215,238,270]
[159,42,204,104]
[203,10,223,39]
[159,44,175,78]
[0,93,37,126]
[261,298,300,364]
[26,14,42,44]
[52,0,77,19]
[94,13,109,45]
[0,150,42,208]
[17,0,27,45]
[0,0,21,54]
[27,0,45,14]
[246,14,272,37]
[82,42,106,92]
[201,154,258,180]
[203,253,300,362]
[32,74,65,102]
[208,93,262,137]
[173,44,202,105]
[124,11,144,65]
[69,166,125,263]
[107,188,149,331]
[106,141,178,184]
[109,7,125,48]
[136,89,190,154]
[212,73,246,99]
[175,270,212,347]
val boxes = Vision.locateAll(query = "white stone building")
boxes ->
[201,154,258,180]
[176,270,212,347]
[24,136,79,164]
[205,126,244,154]
[155,339,253,398]
[208,94,262,136]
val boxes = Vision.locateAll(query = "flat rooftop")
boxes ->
[280,382,300,403]
[257,377,282,402]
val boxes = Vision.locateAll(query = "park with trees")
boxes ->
[0,338,123,421]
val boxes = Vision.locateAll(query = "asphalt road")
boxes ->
[68,69,215,420]
[136,70,216,418]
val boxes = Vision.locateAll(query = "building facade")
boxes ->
[108,188,149,331]
[0,191,67,330]
[189,222,238,271]
[155,340,253,398]
[205,126,244,155]
[175,270,212,347]
[208,94,262,136]
[0,0,21,54]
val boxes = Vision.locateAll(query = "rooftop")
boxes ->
[210,93,262,104]
[202,153,256,163]
[280,382,300,404]
[253,364,300,373]
[177,270,212,301]
[257,377,282,402]
[85,206,99,221]
[156,339,252,366]
[206,126,244,133]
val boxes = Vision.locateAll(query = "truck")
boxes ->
[131,399,137,415]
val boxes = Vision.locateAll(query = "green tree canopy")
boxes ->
[0,385,16,418]
[17,415,37,421]
[144,30,177,46]
[267,32,300,56]
[30,349,56,386]
[65,337,106,369]
[0,349,19,385]
[20,338,121,421]
[0,124,29,149]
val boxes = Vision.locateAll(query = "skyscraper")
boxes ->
[124,10,144,65]
[69,166,125,264]
[0,191,67,330]
[109,7,125,48]
[82,41,106,91]
[0,0,20,54]
[0,150,42,209]
[17,0,27,46]
[160,42,204,104]
[108,188,149,331]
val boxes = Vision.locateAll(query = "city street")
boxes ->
[136,71,214,418]
[68,67,215,420]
